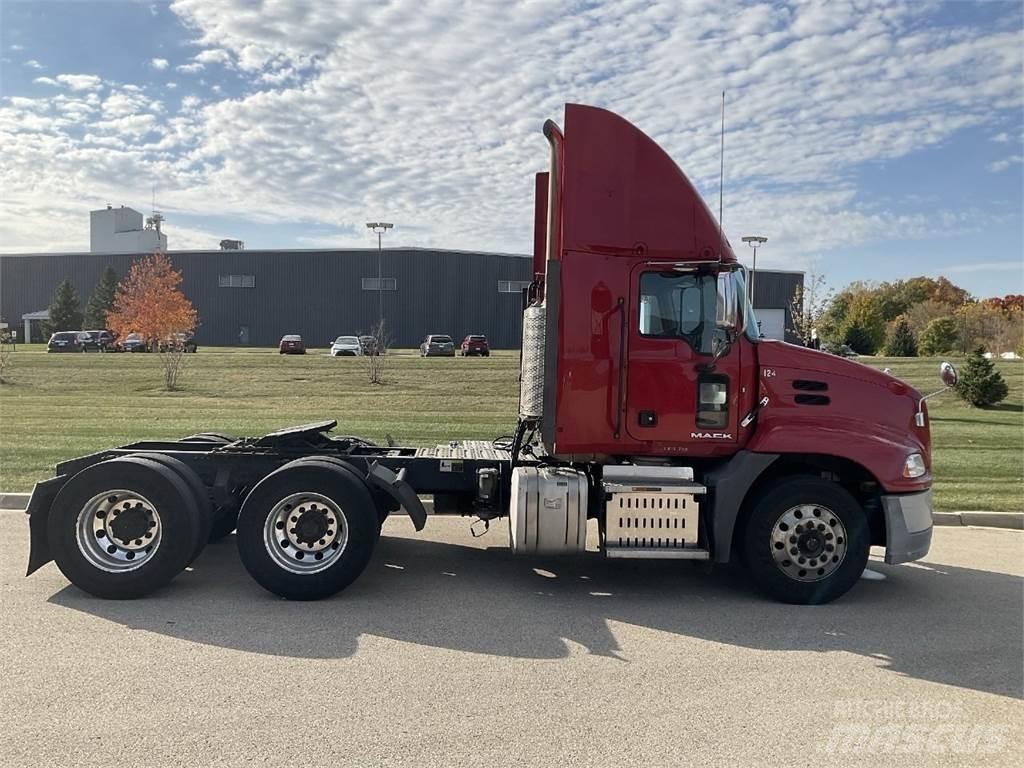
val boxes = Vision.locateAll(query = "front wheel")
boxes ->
[741,477,870,605]
[236,460,379,600]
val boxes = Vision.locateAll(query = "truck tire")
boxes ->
[131,452,213,561]
[47,457,202,599]
[236,460,379,600]
[175,435,241,541]
[208,508,239,542]
[740,476,870,605]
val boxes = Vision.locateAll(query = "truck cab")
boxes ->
[517,104,941,603]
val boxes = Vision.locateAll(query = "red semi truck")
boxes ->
[24,104,956,604]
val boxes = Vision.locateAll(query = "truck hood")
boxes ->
[751,339,932,493]
[757,340,922,399]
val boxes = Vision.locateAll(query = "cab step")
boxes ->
[605,547,710,560]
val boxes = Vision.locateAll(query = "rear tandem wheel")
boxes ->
[235,458,380,600]
[46,456,203,599]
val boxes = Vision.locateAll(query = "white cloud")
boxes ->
[24,59,44,69]
[101,88,150,118]
[193,48,231,66]
[2,0,1022,272]
[988,155,1023,173]
[10,44,24,51]
[38,73,104,91]
[151,58,170,70]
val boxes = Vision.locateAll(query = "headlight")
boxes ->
[903,453,926,478]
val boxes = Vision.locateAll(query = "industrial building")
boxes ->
[0,246,803,348]
[89,205,167,254]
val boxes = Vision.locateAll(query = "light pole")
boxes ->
[741,235,767,303]
[366,222,393,327]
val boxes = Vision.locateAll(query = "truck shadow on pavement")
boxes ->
[48,530,1023,699]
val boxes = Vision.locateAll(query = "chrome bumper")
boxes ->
[881,489,933,564]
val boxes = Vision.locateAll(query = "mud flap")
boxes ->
[25,475,68,576]
[366,462,427,531]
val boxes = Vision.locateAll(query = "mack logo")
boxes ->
[691,432,733,440]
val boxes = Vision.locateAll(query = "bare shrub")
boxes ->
[159,344,188,391]
[362,320,391,385]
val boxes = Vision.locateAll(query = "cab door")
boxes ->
[624,266,742,450]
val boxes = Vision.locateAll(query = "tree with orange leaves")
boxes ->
[107,253,198,390]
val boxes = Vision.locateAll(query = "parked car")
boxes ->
[821,342,859,358]
[159,332,198,353]
[358,335,381,356]
[330,335,362,357]
[420,334,455,357]
[279,334,306,354]
[460,334,490,357]
[81,330,116,352]
[47,331,85,353]
[119,333,150,353]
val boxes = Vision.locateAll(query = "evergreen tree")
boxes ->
[919,316,958,356]
[84,267,119,329]
[843,321,876,355]
[884,317,918,357]
[43,279,83,336]
[955,347,1008,407]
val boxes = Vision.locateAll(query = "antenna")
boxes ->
[718,90,725,251]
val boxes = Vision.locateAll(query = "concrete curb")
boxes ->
[0,492,1021,529]
[0,493,29,510]
[934,511,1024,530]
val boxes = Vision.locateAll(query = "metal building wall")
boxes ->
[751,269,803,344]
[0,249,803,348]
[0,248,534,348]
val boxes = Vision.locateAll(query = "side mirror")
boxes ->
[716,271,738,330]
[917,361,958,426]
[939,361,958,387]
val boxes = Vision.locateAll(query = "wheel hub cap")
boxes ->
[76,490,162,572]
[264,492,349,574]
[769,504,848,582]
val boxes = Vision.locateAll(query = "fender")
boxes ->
[25,475,67,576]
[704,450,778,563]
[366,461,428,531]
[747,419,929,493]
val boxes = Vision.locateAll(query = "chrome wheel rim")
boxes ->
[76,490,162,572]
[263,492,349,574]
[769,504,847,582]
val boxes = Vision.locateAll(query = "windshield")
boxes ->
[432,336,452,343]
[52,332,78,340]
[335,336,359,344]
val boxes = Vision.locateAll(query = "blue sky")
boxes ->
[1,0,1021,298]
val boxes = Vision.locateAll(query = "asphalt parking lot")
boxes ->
[1,511,1020,767]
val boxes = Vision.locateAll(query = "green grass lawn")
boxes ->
[0,345,1020,511]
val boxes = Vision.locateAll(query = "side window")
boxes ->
[638,271,718,354]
